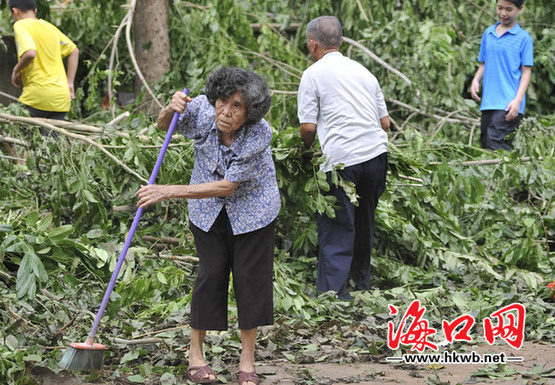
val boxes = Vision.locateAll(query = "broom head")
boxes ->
[59,342,106,371]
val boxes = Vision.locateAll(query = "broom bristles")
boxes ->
[59,342,105,371]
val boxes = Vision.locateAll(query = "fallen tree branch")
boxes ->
[0,154,26,162]
[355,0,370,22]
[391,183,424,187]
[240,49,303,80]
[465,0,497,19]
[35,118,104,134]
[0,296,39,329]
[132,324,188,339]
[39,288,97,319]
[0,270,13,279]
[429,156,544,166]
[107,111,131,127]
[396,173,424,183]
[0,113,148,183]
[340,38,482,127]
[125,0,164,110]
[468,120,479,146]
[430,109,465,141]
[145,254,199,263]
[109,12,131,119]
[249,22,301,34]
[142,235,181,245]
[388,98,479,126]
[113,204,137,212]
[0,90,19,102]
[343,37,424,105]
[113,337,165,345]
[115,131,151,142]
[0,136,29,146]
[431,105,479,123]
[103,142,185,149]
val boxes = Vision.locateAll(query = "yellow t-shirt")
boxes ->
[14,18,77,112]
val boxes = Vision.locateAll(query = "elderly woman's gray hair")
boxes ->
[306,16,343,49]
[205,67,272,126]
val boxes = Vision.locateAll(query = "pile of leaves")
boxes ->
[1,0,554,383]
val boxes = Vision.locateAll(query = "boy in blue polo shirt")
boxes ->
[470,0,533,151]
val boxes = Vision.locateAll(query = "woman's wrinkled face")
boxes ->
[215,91,247,134]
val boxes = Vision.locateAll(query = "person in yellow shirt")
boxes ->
[10,0,79,122]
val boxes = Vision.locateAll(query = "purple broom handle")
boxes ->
[85,88,189,345]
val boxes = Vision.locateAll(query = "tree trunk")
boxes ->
[133,0,170,115]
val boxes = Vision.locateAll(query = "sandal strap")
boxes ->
[187,365,217,381]
[238,370,259,385]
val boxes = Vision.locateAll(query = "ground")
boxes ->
[257,342,555,385]
[28,342,554,385]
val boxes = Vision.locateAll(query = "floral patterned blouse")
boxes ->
[176,95,281,235]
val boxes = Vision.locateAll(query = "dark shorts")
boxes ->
[24,105,67,120]
[189,209,275,331]
[480,110,522,151]
[24,104,67,139]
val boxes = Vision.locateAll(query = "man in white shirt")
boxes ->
[298,16,389,300]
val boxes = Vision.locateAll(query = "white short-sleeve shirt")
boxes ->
[298,52,388,172]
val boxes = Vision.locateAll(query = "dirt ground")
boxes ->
[28,342,554,385]
[256,342,555,385]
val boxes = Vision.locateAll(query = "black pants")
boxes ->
[189,209,275,330]
[481,110,522,151]
[24,104,66,139]
[317,152,388,300]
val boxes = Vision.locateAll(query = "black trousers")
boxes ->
[189,209,275,330]
[24,104,66,139]
[481,110,522,151]
[317,152,388,300]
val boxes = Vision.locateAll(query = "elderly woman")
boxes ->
[136,67,280,385]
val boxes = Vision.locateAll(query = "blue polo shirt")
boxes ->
[478,22,533,114]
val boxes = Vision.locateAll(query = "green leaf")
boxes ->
[23,354,43,362]
[48,225,74,241]
[29,252,48,282]
[93,247,111,268]
[159,373,177,384]
[16,253,36,299]
[82,189,99,203]
[282,352,295,362]
[157,272,168,284]
[36,214,53,233]
[121,351,140,364]
[26,212,39,228]
[127,374,145,383]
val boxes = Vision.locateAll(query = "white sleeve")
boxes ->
[376,84,389,119]
[297,72,319,124]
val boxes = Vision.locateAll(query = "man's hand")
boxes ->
[11,68,22,88]
[505,99,521,121]
[470,63,484,102]
[470,78,481,102]
[11,49,37,88]
[300,123,317,148]
[68,83,75,100]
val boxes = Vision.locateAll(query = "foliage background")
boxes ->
[0,0,554,383]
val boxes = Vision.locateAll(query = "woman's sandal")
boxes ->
[238,370,260,385]
[186,365,218,384]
